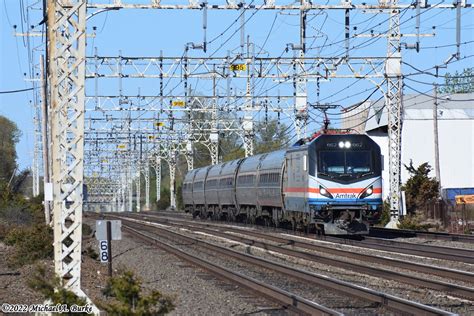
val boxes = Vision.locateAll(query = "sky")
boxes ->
[1,0,473,172]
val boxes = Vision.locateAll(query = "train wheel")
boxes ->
[316,224,325,236]
[303,224,309,235]
[291,219,297,232]
[250,216,256,225]
[262,217,270,228]
[269,218,276,229]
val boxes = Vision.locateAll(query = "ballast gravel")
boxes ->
[83,217,288,316]
[139,217,474,315]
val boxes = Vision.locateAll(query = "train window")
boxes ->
[320,151,345,174]
[319,151,372,175]
[274,173,280,182]
[346,151,372,173]
[238,174,255,185]
[206,179,217,188]
[194,181,203,189]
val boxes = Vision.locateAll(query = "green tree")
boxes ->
[219,118,290,161]
[0,116,21,183]
[255,119,290,154]
[402,160,440,214]
[438,67,474,94]
[219,131,244,162]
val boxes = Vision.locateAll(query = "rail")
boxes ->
[369,227,474,244]
[112,215,455,316]
[122,225,340,316]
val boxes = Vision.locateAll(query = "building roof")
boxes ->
[365,93,474,132]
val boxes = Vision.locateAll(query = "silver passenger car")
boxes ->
[235,154,262,209]
[256,150,285,209]
[192,166,209,207]
[216,159,242,210]
[205,163,224,208]
[182,169,198,210]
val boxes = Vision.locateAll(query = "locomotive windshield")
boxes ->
[319,150,372,176]
[313,134,381,183]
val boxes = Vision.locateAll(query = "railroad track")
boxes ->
[357,235,474,264]
[175,223,474,290]
[123,212,474,264]
[369,227,474,243]
[101,213,457,315]
[122,225,340,316]
[113,213,474,299]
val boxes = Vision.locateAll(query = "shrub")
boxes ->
[4,224,53,267]
[0,222,13,240]
[402,161,439,215]
[398,214,432,231]
[155,187,171,211]
[28,265,90,315]
[83,246,99,260]
[82,223,93,237]
[378,201,391,227]
[0,193,45,226]
[100,270,175,316]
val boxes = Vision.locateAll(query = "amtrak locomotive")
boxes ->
[182,133,383,235]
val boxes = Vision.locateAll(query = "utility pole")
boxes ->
[154,156,162,202]
[144,159,150,210]
[385,0,403,227]
[40,54,51,224]
[169,155,177,209]
[243,38,254,157]
[294,0,308,140]
[32,106,41,197]
[210,64,219,165]
[433,84,441,190]
[136,168,141,212]
[47,0,97,310]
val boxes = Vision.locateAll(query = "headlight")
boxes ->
[319,186,333,199]
[359,186,374,199]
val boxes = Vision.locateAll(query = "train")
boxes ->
[182,132,383,235]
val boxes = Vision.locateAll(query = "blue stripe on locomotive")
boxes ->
[308,198,382,210]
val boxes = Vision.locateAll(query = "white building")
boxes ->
[358,93,474,200]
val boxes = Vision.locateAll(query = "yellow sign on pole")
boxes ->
[154,122,164,127]
[117,144,127,150]
[230,64,247,71]
[172,100,185,107]
[148,135,155,140]
[455,195,474,205]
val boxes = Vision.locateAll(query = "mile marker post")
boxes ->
[107,220,112,277]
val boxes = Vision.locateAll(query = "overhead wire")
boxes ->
[3,0,13,27]
[137,1,434,130]
[207,0,256,45]
[0,87,36,94]
[404,83,474,102]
